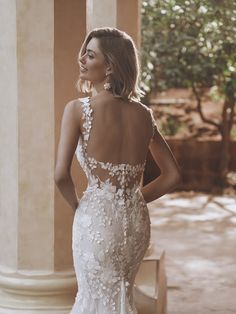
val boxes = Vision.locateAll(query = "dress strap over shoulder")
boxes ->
[79,97,93,149]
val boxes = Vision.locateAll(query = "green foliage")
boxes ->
[141,0,236,98]
[161,116,183,136]
[208,86,224,102]
[230,124,236,139]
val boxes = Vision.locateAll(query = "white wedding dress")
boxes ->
[71,96,156,314]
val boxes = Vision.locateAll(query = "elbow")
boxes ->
[54,173,62,186]
[54,170,70,185]
[172,170,183,188]
[162,168,182,190]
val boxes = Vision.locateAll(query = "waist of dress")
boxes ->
[85,180,141,198]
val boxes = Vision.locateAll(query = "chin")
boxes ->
[79,73,87,79]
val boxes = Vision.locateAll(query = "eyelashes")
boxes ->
[78,48,96,64]
[79,53,94,61]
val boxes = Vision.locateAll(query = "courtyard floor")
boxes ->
[148,191,236,314]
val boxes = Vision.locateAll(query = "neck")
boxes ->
[92,80,111,96]
[93,81,105,94]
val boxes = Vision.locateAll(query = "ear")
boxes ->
[105,65,112,76]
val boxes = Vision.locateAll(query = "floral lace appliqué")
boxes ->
[71,96,151,314]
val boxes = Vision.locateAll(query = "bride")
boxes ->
[55,27,181,314]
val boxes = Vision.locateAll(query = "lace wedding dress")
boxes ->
[71,96,156,314]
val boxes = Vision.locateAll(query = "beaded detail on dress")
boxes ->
[71,97,151,314]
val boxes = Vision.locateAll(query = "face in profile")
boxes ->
[79,37,109,85]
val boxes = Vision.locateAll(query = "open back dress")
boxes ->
[70,96,157,314]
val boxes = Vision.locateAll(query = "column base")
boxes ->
[0,269,77,313]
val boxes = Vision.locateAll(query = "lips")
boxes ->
[80,65,87,72]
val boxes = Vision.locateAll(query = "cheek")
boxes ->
[88,60,106,76]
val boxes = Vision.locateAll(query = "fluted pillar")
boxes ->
[87,0,141,47]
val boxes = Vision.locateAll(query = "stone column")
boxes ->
[0,0,86,313]
[86,0,141,47]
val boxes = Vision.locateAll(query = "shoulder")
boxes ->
[136,102,156,124]
[64,97,88,115]
[65,96,89,107]
[62,98,85,130]
[62,99,76,117]
[130,100,152,117]
[133,100,149,110]
[64,98,78,110]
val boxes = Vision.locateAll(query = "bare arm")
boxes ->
[141,123,182,204]
[54,100,81,211]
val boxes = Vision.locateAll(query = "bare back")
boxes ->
[74,93,155,192]
[79,93,153,166]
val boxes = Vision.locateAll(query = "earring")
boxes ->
[104,82,112,90]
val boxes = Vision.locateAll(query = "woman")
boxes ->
[55,27,181,314]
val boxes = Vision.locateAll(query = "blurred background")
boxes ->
[140,1,236,313]
[141,0,236,194]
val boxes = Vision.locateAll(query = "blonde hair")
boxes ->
[76,27,144,101]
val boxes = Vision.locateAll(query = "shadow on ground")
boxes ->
[148,191,236,314]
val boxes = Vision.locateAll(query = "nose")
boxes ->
[79,54,86,65]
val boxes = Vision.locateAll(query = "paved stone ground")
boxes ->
[148,191,236,314]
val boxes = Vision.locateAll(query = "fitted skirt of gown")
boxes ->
[70,183,151,314]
